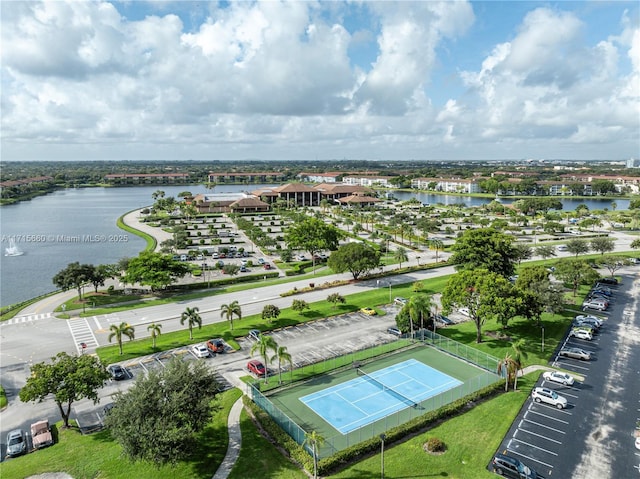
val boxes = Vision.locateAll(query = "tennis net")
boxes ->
[357,369,418,408]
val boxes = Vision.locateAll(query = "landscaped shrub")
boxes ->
[425,437,446,453]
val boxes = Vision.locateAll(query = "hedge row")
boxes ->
[246,379,504,476]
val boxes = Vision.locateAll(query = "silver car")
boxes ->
[6,429,26,457]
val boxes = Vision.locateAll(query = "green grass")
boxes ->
[0,385,7,409]
[228,409,306,479]
[0,388,242,479]
[330,375,537,479]
[117,211,156,251]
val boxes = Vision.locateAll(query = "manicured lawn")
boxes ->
[0,388,241,479]
[228,409,306,479]
[330,375,537,479]
[0,385,7,409]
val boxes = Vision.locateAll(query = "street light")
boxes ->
[388,282,392,303]
[380,433,386,479]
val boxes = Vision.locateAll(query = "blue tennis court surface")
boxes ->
[300,358,463,434]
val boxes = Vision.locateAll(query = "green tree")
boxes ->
[407,294,432,337]
[590,237,615,255]
[180,306,202,340]
[600,255,629,278]
[514,197,562,216]
[250,335,277,384]
[393,247,409,269]
[428,239,445,263]
[220,300,242,331]
[327,292,346,309]
[535,245,556,260]
[303,430,326,479]
[629,198,640,210]
[554,259,601,297]
[271,345,293,385]
[631,238,640,249]
[565,238,590,257]
[20,352,110,428]
[441,269,512,343]
[497,353,518,392]
[512,243,533,265]
[327,243,381,280]
[89,264,116,293]
[53,262,95,300]
[122,252,190,291]
[284,217,343,272]
[450,228,517,277]
[292,299,310,313]
[261,304,281,323]
[108,322,135,355]
[147,322,162,349]
[105,358,220,465]
[222,263,241,278]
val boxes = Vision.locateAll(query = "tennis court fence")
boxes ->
[420,329,500,373]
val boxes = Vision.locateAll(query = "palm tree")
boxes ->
[407,294,432,339]
[180,306,202,340]
[108,322,135,355]
[303,430,326,479]
[497,353,519,392]
[428,239,444,263]
[393,247,408,269]
[250,335,277,384]
[271,345,293,384]
[147,322,162,349]
[220,300,242,331]
[510,339,528,391]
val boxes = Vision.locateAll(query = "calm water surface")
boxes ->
[0,185,629,306]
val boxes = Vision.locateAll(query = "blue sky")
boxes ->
[1,1,638,162]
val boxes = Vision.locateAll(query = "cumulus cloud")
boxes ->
[0,1,637,161]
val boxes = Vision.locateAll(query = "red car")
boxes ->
[247,360,266,377]
[263,263,272,270]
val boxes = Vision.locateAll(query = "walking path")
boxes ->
[212,397,245,479]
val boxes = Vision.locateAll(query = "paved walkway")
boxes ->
[212,397,245,479]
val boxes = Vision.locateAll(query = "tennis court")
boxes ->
[300,358,462,434]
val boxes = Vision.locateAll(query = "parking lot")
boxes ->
[491,273,640,479]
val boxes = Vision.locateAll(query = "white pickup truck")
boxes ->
[31,419,54,449]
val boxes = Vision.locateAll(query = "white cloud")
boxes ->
[0,1,637,161]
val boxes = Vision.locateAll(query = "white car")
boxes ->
[190,344,209,358]
[458,307,470,317]
[582,300,607,311]
[542,371,575,386]
[531,387,568,409]
[570,328,593,340]
[575,315,603,326]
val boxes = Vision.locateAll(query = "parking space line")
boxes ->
[521,418,566,434]
[525,409,569,424]
[516,428,562,444]
[509,437,558,456]
[507,448,554,469]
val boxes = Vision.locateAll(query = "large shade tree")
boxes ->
[554,258,601,296]
[441,269,513,343]
[20,352,110,428]
[122,252,190,291]
[52,262,95,300]
[284,217,343,272]
[105,358,220,465]
[449,228,518,278]
[327,242,381,279]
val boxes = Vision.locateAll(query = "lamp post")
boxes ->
[380,433,386,479]
[541,326,545,352]
[388,282,392,303]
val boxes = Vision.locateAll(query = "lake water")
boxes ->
[0,185,629,306]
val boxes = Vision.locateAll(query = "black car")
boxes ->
[491,453,538,478]
[107,364,127,381]
[597,277,618,285]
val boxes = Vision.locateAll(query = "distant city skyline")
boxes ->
[1,1,638,162]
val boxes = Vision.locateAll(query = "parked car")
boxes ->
[597,277,618,285]
[257,258,266,264]
[531,387,568,409]
[239,265,248,272]
[569,328,593,341]
[458,307,470,316]
[247,359,267,377]
[249,329,262,341]
[543,371,575,386]
[190,344,210,358]
[206,338,225,354]
[575,314,603,326]
[263,263,272,270]
[31,419,54,450]
[490,453,538,478]
[212,252,219,259]
[582,300,607,311]
[360,307,377,316]
[557,245,568,251]
[6,429,26,457]
[435,314,454,325]
[387,326,402,336]
[107,364,127,381]
[559,347,591,360]
[573,317,602,330]
[630,257,640,264]
[394,297,408,306]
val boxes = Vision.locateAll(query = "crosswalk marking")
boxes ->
[67,318,99,354]
[1,312,52,326]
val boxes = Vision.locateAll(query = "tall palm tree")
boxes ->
[108,322,135,355]
[510,339,529,391]
[271,345,293,384]
[220,300,242,331]
[407,294,432,339]
[393,247,408,269]
[497,353,519,392]
[303,430,326,479]
[428,239,445,263]
[250,335,277,384]
[180,306,202,340]
[147,322,162,349]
